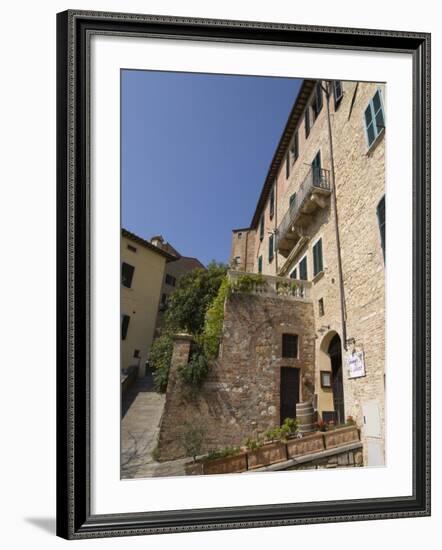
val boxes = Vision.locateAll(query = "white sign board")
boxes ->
[347,351,366,379]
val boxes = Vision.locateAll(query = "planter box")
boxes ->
[185,461,204,476]
[323,425,359,449]
[286,432,324,458]
[203,453,248,475]
[247,441,287,470]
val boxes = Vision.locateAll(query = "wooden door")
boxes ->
[280,367,300,424]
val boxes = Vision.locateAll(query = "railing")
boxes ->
[276,167,330,250]
[227,270,311,300]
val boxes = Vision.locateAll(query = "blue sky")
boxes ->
[122,70,301,266]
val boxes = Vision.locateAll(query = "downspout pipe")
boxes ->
[322,81,348,351]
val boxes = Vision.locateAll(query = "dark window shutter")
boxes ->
[299,257,308,280]
[333,80,343,108]
[268,234,274,262]
[121,315,130,340]
[258,256,263,274]
[122,263,135,288]
[313,238,323,276]
[377,196,386,261]
[305,108,310,138]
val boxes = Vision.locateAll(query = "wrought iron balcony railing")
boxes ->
[276,167,331,256]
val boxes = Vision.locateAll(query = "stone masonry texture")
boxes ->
[156,294,315,461]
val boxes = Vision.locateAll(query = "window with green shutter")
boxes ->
[299,256,307,280]
[364,89,385,148]
[268,234,274,263]
[333,80,343,109]
[259,215,264,241]
[313,238,324,276]
[290,193,297,209]
[305,108,310,138]
[312,82,323,120]
[290,267,297,279]
[258,255,263,274]
[269,186,275,219]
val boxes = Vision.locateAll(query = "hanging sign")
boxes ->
[347,351,366,379]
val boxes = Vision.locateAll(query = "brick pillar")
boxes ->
[156,334,194,461]
[167,333,193,390]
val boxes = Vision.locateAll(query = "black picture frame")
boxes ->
[56,9,431,540]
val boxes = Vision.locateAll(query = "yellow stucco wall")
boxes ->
[121,234,167,377]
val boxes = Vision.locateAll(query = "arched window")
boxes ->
[377,195,385,261]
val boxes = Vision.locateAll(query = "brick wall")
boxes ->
[156,293,315,461]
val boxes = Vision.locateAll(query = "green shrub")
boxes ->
[178,347,209,388]
[205,446,241,461]
[150,333,174,393]
[182,423,206,462]
[244,438,263,452]
[201,277,231,360]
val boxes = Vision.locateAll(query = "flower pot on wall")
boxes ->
[247,441,287,470]
[323,425,360,449]
[203,453,248,475]
[286,432,325,458]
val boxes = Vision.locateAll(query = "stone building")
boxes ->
[121,229,176,381]
[150,235,205,334]
[157,79,385,467]
[229,79,386,466]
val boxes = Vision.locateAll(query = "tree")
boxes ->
[150,261,228,392]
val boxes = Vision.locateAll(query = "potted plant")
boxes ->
[202,446,247,475]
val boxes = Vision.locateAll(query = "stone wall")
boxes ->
[156,292,315,461]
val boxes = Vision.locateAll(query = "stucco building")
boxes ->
[121,229,176,380]
[150,235,205,334]
[230,79,386,466]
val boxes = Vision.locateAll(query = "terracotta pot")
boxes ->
[323,425,360,449]
[247,441,287,470]
[286,432,325,458]
[203,453,248,475]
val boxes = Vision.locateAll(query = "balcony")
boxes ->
[227,270,311,301]
[276,167,331,257]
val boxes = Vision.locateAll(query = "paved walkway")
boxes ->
[121,376,188,479]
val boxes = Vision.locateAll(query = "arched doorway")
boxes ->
[328,334,345,425]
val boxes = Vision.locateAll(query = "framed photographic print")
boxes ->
[56,9,431,539]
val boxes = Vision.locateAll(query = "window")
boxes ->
[258,255,263,274]
[165,274,176,287]
[259,215,264,241]
[364,89,385,148]
[268,234,274,263]
[237,232,242,239]
[299,256,308,280]
[290,268,297,280]
[282,334,298,358]
[286,152,290,179]
[312,151,322,186]
[291,130,299,163]
[377,195,386,261]
[333,80,343,109]
[289,193,297,208]
[318,298,325,317]
[312,82,323,120]
[121,262,135,288]
[121,315,130,340]
[305,108,310,138]
[133,349,140,358]
[269,186,275,219]
[313,238,324,276]
[127,244,137,253]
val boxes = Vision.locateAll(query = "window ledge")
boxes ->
[312,270,325,284]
